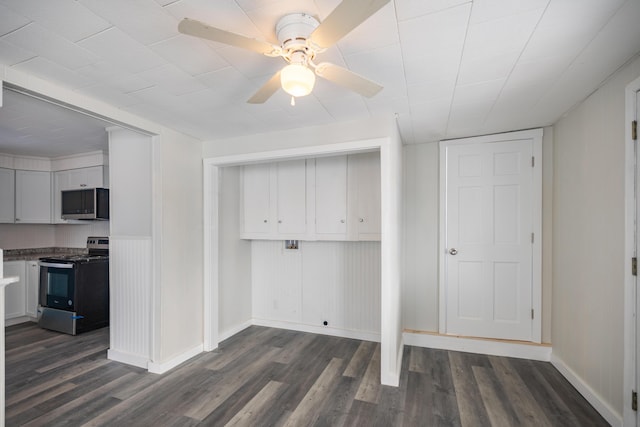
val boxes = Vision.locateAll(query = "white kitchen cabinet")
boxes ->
[314,156,348,238]
[241,160,308,239]
[4,261,26,320]
[347,152,381,241]
[15,170,52,224]
[242,163,272,235]
[26,260,40,318]
[0,167,15,223]
[276,160,307,236]
[53,166,108,223]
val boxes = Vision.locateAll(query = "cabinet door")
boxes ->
[276,160,307,235]
[242,163,272,235]
[68,166,105,189]
[0,167,15,223]
[26,260,40,318]
[348,152,381,240]
[15,170,52,223]
[4,261,26,320]
[315,156,347,237]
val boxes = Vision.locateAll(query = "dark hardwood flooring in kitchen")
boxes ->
[5,322,608,426]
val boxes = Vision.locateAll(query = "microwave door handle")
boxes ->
[39,262,74,269]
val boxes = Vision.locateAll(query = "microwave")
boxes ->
[61,188,109,220]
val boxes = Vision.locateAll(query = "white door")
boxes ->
[441,132,541,342]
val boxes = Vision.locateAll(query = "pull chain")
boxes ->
[290,96,295,106]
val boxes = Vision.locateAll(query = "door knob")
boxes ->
[449,248,458,255]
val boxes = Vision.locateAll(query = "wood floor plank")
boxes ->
[21,372,138,427]
[354,342,381,404]
[282,357,344,427]
[473,365,519,426]
[343,341,376,378]
[224,380,285,427]
[5,323,610,427]
[448,351,492,427]
[185,346,282,420]
[489,356,553,427]
[409,345,429,374]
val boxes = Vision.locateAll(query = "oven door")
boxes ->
[39,261,76,310]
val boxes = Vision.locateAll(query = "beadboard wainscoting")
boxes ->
[251,240,381,341]
[107,236,152,369]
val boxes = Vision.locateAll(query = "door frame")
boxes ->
[623,75,640,427]
[438,128,543,343]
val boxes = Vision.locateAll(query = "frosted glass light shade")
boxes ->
[281,64,315,97]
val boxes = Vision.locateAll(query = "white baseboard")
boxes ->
[252,318,381,342]
[403,331,552,361]
[107,349,149,370]
[550,353,622,427]
[147,344,204,374]
[219,320,253,343]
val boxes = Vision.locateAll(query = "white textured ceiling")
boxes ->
[0,0,639,157]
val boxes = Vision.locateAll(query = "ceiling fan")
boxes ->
[178,0,390,105]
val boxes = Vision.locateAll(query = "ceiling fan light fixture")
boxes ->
[280,63,316,97]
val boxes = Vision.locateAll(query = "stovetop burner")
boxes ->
[39,236,109,264]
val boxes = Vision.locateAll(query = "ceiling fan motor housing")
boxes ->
[276,13,320,64]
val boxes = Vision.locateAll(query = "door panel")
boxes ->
[444,138,534,341]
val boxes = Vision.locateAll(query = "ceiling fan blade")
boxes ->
[309,0,391,49]
[178,18,277,55]
[314,63,383,98]
[247,71,282,104]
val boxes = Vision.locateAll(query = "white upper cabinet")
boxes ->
[314,156,348,238]
[0,168,15,223]
[241,160,308,239]
[15,170,51,224]
[242,163,272,235]
[241,152,380,241]
[348,152,381,241]
[276,160,307,236]
[53,166,108,223]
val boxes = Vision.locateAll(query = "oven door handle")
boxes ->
[39,262,74,269]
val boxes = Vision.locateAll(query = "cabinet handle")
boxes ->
[359,218,364,223]
[15,218,20,221]
[263,219,268,223]
[80,184,87,187]
[340,219,345,223]
[278,220,282,224]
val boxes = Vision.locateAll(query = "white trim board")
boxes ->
[623,74,640,427]
[107,349,149,370]
[147,344,204,375]
[551,353,622,427]
[403,331,551,361]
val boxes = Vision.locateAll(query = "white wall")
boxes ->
[108,128,153,368]
[218,167,252,338]
[251,240,381,339]
[401,129,554,344]
[551,54,640,418]
[157,128,204,364]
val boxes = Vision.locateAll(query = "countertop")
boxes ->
[2,247,88,262]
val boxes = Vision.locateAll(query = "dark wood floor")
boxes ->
[5,322,608,426]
